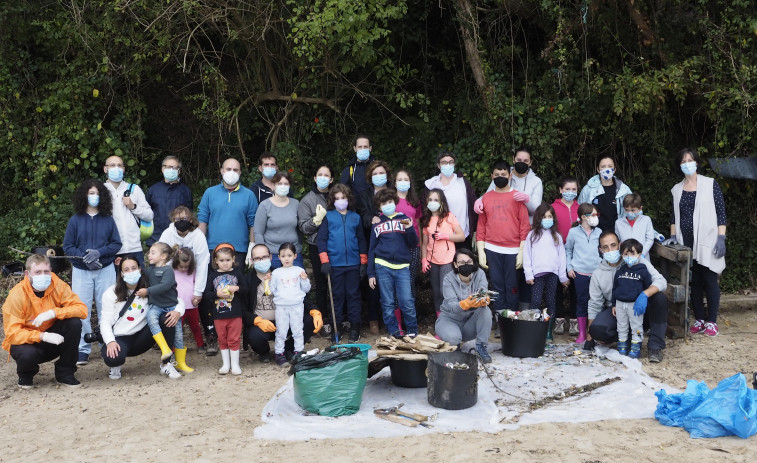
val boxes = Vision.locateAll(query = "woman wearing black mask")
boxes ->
[434,248,493,363]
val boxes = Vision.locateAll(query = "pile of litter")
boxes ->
[374,333,456,360]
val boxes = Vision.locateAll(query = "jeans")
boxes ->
[691,260,720,322]
[100,313,176,367]
[271,254,304,271]
[10,318,82,381]
[375,264,417,336]
[484,250,518,313]
[274,304,304,354]
[147,304,183,348]
[72,264,116,356]
[573,274,591,318]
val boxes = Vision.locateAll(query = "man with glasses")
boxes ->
[103,155,154,267]
[146,156,193,246]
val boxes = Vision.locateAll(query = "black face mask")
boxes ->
[492,176,509,189]
[513,162,529,175]
[175,220,192,233]
[458,264,475,277]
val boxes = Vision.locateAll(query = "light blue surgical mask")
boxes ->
[30,274,52,292]
[440,164,455,177]
[315,176,331,190]
[262,167,277,179]
[275,185,290,197]
[87,194,100,207]
[681,161,697,176]
[254,259,272,273]
[356,149,371,162]
[381,203,396,216]
[108,167,124,182]
[561,191,577,201]
[396,181,411,192]
[163,168,179,182]
[604,250,621,264]
[625,211,642,220]
[122,271,141,286]
[427,201,441,212]
[372,174,387,187]
[623,255,639,267]
[541,219,554,229]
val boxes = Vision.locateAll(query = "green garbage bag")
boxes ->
[290,347,368,417]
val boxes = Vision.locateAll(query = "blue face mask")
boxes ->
[604,250,621,264]
[625,210,642,220]
[681,161,697,176]
[427,201,441,212]
[396,181,411,192]
[562,191,577,201]
[315,176,330,190]
[623,255,639,267]
[356,149,371,162]
[372,174,387,187]
[163,168,179,182]
[254,259,272,273]
[275,185,290,197]
[541,219,554,229]
[262,167,277,179]
[88,194,100,207]
[381,203,396,216]
[108,167,124,182]
[440,164,455,177]
[122,271,141,286]
[30,274,52,292]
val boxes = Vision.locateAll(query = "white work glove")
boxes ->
[312,204,327,226]
[515,241,525,269]
[245,242,256,268]
[40,332,64,345]
[31,309,56,327]
[476,240,488,270]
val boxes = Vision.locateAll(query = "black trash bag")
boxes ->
[287,346,362,375]
[589,307,618,344]
[2,261,24,277]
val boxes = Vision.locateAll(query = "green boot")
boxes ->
[545,317,555,346]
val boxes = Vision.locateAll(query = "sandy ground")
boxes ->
[0,299,755,462]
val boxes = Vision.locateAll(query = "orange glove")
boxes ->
[310,309,323,333]
[459,296,477,311]
[254,316,276,333]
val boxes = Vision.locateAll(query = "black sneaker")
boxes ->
[56,376,81,388]
[258,351,273,363]
[76,353,89,366]
[648,349,664,363]
[17,376,33,390]
[583,339,596,351]
[349,329,360,343]
[285,350,295,361]
[475,343,492,363]
[274,353,287,366]
[340,321,351,334]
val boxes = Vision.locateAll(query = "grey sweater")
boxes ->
[297,188,328,246]
[144,264,179,308]
[439,269,489,322]
[254,198,302,255]
[587,256,667,319]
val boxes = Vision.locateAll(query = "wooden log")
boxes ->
[651,242,691,262]
[375,412,419,427]
[378,354,429,360]
[664,283,687,304]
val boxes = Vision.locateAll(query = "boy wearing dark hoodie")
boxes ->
[339,135,374,197]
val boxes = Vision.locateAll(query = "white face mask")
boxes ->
[222,171,240,186]
[275,185,290,197]
[588,216,599,227]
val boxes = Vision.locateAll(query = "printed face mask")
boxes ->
[599,168,615,181]
[334,199,349,211]
[562,191,577,201]
[440,164,455,177]
[222,171,240,186]
[603,249,621,264]
[356,149,371,162]
[30,274,51,292]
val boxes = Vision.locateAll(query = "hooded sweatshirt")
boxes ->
[367,212,418,278]
[158,225,210,298]
[551,198,579,243]
[340,154,374,197]
[523,229,568,283]
[614,214,656,256]
[587,256,667,319]
[298,185,329,246]
[565,225,602,275]
[486,168,544,223]
[438,268,489,322]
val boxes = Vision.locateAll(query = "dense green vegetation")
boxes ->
[1,1,755,289]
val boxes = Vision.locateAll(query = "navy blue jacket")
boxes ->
[317,210,366,267]
[340,155,374,198]
[63,213,122,270]
[612,262,652,304]
[146,180,193,245]
[249,179,294,205]
[367,212,418,278]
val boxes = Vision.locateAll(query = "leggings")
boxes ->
[531,273,559,318]
[690,260,720,322]
[182,308,204,348]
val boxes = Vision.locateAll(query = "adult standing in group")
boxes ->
[103,155,154,267]
[2,254,87,388]
[243,244,320,362]
[577,155,632,234]
[298,165,333,316]
[145,155,193,246]
[424,151,477,250]
[63,178,122,365]
[249,152,293,204]
[340,134,375,198]
[669,148,727,337]
[198,158,258,265]
[254,171,303,269]
[587,231,668,363]
[98,255,182,380]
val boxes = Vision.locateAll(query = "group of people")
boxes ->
[2,137,726,387]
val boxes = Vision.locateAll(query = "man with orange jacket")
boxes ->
[2,254,87,389]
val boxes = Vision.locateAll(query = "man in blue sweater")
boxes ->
[146,155,193,246]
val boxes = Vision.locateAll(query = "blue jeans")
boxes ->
[72,265,116,355]
[147,305,183,348]
[484,250,518,313]
[375,264,417,336]
[271,254,304,271]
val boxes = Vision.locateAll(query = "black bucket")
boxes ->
[32,245,67,274]
[498,314,548,358]
[427,351,478,410]
[389,359,428,388]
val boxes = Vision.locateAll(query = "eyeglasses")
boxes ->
[174,218,190,222]
[583,213,600,217]
[162,165,180,171]
[439,160,455,166]
[252,256,270,263]
[455,260,474,265]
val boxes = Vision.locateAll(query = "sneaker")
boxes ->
[290,351,300,364]
[274,353,287,366]
[197,345,207,355]
[76,353,89,366]
[617,340,629,356]
[285,350,295,361]
[17,376,33,390]
[568,319,579,335]
[554,318,565,335]
[628,341,641,359]
[648,349,664,363]
[109,367,122,380]
[704,322,719,337]
[340,321,351,334]
[205,336,218,356]
[583,339,596,352]
[690,319,705,334]
[349,329,360,343]
[56,376,81,388]
[475,343,492,364]
[258,351,273,363]
[322,323,332,335]
[406,332,417,339]
[160,361,181,379]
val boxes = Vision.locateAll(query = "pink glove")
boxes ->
[473,197,484,214]
[421,258,431,273]
[513,191,530,203]
[433,232,449,241]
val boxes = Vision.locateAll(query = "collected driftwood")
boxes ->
[374,333,457,360]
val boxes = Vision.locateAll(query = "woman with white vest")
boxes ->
[669,148,727,337]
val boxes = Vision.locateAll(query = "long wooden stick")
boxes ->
[8,246,84,259]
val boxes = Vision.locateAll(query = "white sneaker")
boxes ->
[160,362,181,379]
[109,366,122,380]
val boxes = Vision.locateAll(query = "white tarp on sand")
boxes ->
[254,342,677,440]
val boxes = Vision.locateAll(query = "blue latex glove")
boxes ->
[713,235,726,258]
[633,292,648,317]
[83,249,101,264]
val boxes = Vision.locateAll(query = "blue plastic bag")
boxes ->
[655,373,757,439]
